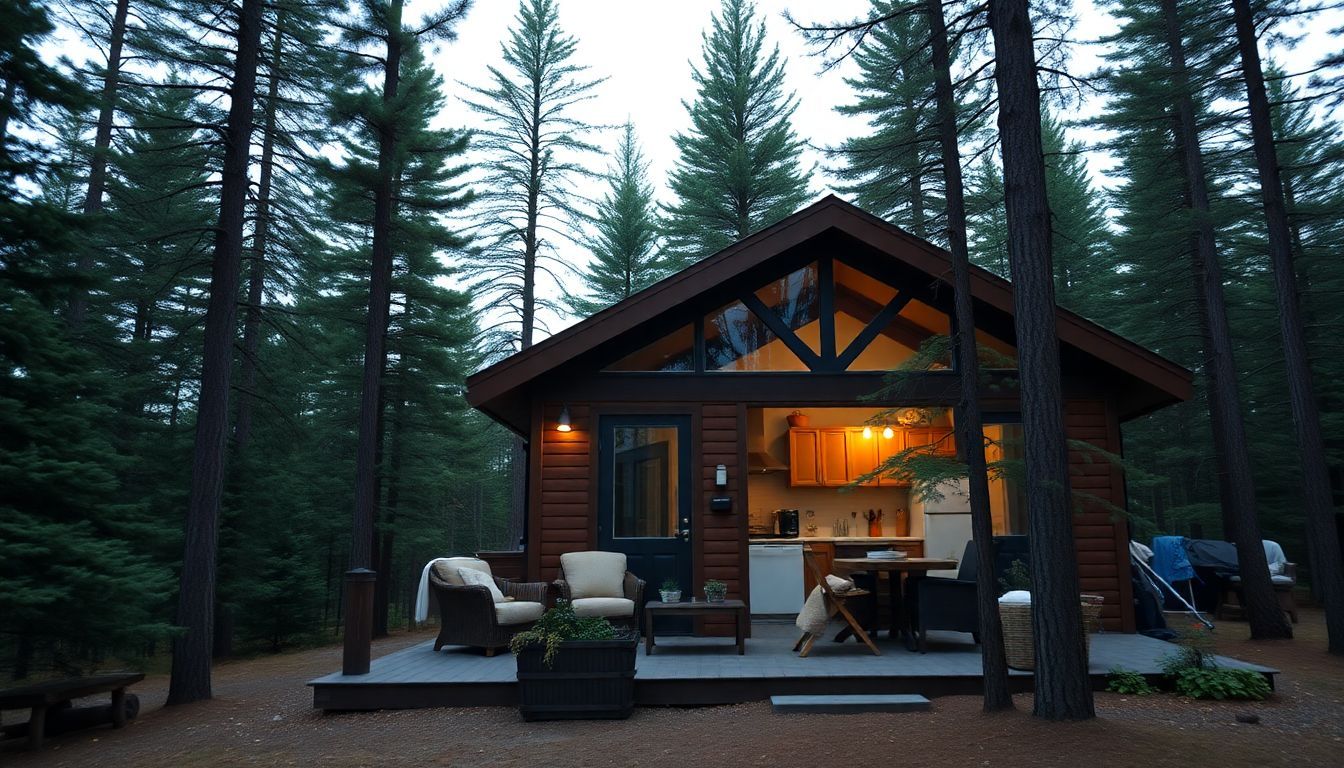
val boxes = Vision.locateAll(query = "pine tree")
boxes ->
[462,0,601,353]
[568,122,666,317]
[987,0,1094,720]
[662,0,810,266]
[829,2,941,238]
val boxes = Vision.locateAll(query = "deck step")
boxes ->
[770,694,931,714]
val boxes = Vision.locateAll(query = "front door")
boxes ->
[598,415,693,622]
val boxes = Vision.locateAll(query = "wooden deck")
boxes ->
[309,623,1276,711]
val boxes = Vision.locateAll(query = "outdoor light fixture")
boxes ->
[862,425,873,439]
[715,464,728,487]
[882,426,895,439]
[556,404,572,433]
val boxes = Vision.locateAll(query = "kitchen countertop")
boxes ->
[748,536,923,544]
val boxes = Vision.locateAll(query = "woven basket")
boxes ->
[999,595,1106,671]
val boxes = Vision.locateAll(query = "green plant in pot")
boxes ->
[509,600,637,721]
[703,578,727,603]
[659,577,681,603]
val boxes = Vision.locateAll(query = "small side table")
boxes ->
[643,599,747,655]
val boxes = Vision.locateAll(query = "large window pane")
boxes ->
[984,423,1027,535]
[846,298,950,371]
[612,426,680,538]
[704,300,808,371]
[754,262,821,354]
[606,324,695,371]
[834,261,898,352]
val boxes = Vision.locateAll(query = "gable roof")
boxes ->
[466,195,1192,428]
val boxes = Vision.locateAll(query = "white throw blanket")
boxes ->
[414,558,455,624]
[795,575,855,636]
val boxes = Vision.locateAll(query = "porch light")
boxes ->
[862,425,872,439]
[882,426,895,439]
[556,404,572,433]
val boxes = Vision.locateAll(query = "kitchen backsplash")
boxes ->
[747,471,911,537]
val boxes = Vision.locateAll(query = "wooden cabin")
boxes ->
[465,196,1192,634]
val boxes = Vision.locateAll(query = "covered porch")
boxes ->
[310,623,1276,711]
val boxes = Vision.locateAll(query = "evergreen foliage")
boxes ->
[569,122,667,317]
[661,0,810,266]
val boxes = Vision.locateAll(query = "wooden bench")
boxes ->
[0,672,143,749]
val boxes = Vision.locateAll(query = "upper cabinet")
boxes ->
[789,426,954,487]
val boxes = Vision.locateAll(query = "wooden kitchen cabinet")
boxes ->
[818,429,849,486]
[875,429,905,487]
[788,428,821,486]
[845,429,880,486]
[801,542,835,598]
[906,426,956,457]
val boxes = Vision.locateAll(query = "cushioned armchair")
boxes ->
[553,551,645,631]
[913,535,1029,652]
[428,557,550,656]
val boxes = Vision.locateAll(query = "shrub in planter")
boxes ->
[510,600,637,721]
[1159,624,1271,701]
[659,577,681,603]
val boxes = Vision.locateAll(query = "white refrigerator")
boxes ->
[911,478,971,578]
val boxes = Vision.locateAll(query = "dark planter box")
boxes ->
[515,635,637,721]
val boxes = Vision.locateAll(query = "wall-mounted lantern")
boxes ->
[556,404,572,433]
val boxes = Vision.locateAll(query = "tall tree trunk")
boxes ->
[69,0,131,331]
[351,0,403,571]
[1158,0,1290,639]
[234,9,285,455]
[166,0,264,706]
[987,0,1093,721]
[1232,0,1340,650]
[926,0,1011,712]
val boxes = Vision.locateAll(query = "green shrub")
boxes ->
[1170,667,1271,701]
[509,600,618,667]
[1106,667,1157,695]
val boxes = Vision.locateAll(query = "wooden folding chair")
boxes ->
[793,546,881,657]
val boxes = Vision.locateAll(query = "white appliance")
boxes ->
[911,477,971,578]
[749,544,804,615]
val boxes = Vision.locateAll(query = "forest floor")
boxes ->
[4,609,1343,768]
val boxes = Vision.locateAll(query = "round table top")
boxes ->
[832,557,959,572]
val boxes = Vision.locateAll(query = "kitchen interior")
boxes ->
[746,406,1024,618]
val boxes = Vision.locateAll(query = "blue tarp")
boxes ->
[1151,535,1195,584]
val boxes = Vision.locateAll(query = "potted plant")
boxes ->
[703,578,727,603]
[509,600,637,721]
[659,577,681,603]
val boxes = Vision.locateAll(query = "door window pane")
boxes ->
[753,263,821,354]
[704,299,808,371]
[606,324,695,371]
[612,426,680,538]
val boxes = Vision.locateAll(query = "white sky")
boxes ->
[427,0,1343,344]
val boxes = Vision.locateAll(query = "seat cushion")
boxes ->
[457,566,506,603]
[432,557,492,586]
[495,600,545,626]
[560,551,627,599]
[571,597,635,618]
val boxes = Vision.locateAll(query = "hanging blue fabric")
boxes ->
[1151,535,1195,584]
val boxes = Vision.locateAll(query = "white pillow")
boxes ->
[998,590,1032,604]
[825,574,853,593]
[458,567,506,603]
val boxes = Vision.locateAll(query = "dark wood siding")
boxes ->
[1066,398,1135,632]
[699,404,745,636]
[536,403,592,582]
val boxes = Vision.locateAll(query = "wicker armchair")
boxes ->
[553,551,646,631]
[428,558,551,656]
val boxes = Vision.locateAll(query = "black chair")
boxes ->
[913,535,1029,652]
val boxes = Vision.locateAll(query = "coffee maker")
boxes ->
[775,508,800,538]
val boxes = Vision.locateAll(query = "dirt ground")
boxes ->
[4,609,1343,768]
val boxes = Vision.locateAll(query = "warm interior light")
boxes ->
[882,426,895,439]
[862,425,873,439]
[556,404,572,433]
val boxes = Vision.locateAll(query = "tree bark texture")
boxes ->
[234,9,285,455]
[1158,0,1290,639]
[1231,0,1341,650]
[926,0,1012,712]
[351,0,403,571]
[987,0,1094,720]
[167,0,264,706]
[69,0,131,331]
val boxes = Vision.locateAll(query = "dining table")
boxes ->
[832,556,959,650]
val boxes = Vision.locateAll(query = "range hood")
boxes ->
[747,450,788,473]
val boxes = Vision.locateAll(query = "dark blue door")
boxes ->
[598,415,693,623]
